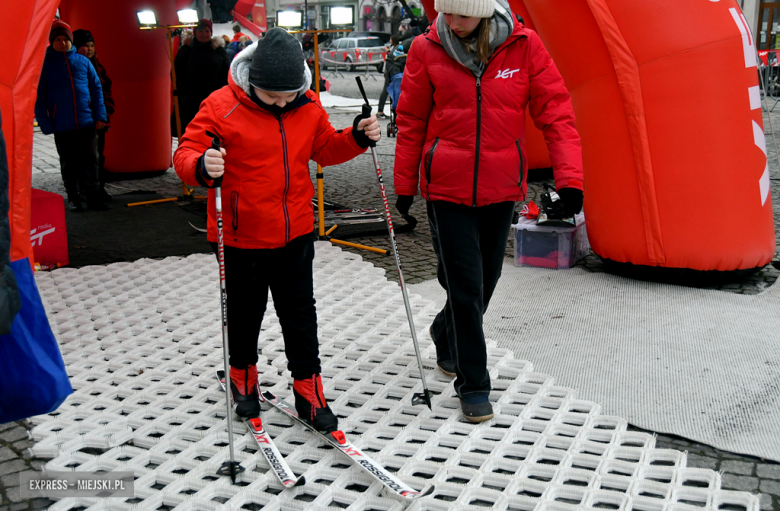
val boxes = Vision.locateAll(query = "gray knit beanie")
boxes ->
[249,28,305,92]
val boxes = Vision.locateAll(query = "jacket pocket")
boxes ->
[424,138,440,184]
[515,140,524,186]
[231,191,239,231]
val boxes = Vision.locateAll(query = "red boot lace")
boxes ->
[294,375,327,421]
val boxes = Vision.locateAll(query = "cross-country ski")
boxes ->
[261,390,434,500]
[217,371,304,488]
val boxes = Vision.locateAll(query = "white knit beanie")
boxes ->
[435,0,495,19]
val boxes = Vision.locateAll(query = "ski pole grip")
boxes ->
[206,130,223,187]
[359,104,377,148]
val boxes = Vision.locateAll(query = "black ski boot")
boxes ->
[230,365,261,418]
[293,374,338,433]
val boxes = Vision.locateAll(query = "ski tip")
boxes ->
[262,391,275,401]
[420,484,435,497]
[295,476,306,487]
[216,370,225,380]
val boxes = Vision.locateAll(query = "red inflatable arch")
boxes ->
[421,0,776,277]
[58,0,191,174]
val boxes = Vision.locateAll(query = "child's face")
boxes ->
[52,36,72,52]
[78,42,95,59]
[254,88,298,108]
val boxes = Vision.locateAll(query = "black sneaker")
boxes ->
[376,112,388,119]
[68,200,84,212]
[429,325,456,377]
[460,396,494,423]
[293,375,338,433]
[230,366,261,418]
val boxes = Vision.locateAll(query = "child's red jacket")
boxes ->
[174,74,366,249]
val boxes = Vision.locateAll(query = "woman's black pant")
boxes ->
[427,200,515,399]
[53,128,99,201]
[211,232,321,379]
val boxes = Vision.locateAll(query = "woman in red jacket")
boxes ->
[393,0,584,422]
[174,28,379,432]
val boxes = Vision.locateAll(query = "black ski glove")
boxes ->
[396,195,414,216]
[557,187,583,217]
[352,105,374,148]
[395,195,417,229]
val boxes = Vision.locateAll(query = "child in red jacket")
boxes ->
[174,28,380,432]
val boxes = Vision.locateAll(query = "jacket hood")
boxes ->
[425,11,528,48]
[230,41,312,96]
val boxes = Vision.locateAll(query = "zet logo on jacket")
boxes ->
[496,68,520,79]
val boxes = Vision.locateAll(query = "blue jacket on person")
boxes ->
[35,46,107,135]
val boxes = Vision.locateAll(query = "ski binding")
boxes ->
[261,390,434,500]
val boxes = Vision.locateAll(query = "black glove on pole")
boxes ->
[557,188,584,217]
[356,76,432,409]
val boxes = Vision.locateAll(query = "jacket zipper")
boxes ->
[424,137,440,185]
[470,42,522,206]
[472,75,482,207]
[515,140,524,186]
[231,191,239,231]
[277,116,291,244]
[63,53,79,129]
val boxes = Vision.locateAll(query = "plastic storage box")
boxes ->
[513,212,589,269]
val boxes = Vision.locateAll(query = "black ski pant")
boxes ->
[53,128,99,201]
[97,128,108,188]
[378,74,390,113]
[427,200,515,399]
[211,232,321,379]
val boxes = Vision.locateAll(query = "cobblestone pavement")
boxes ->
[2,72,779,509]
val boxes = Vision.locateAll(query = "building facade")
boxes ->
[264,0,424,33]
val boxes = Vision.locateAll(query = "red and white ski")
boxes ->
[261,390,434,500]
[216,371,304,488]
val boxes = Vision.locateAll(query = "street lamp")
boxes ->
[277,10,303,29]
[136,10,157,26]
[177,9,199,24]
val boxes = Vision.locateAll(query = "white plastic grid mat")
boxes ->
[29,242,758,511]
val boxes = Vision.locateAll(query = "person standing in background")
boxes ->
[174,19,230,134]
[73,29,114,203]
[35,20,108,212]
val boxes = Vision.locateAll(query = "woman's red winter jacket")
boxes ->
[394,20,583,207]
[174,75,366,249]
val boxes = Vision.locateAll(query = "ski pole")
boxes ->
[355,77,433,409]
[207,131,244,483]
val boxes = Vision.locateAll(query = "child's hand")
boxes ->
[357,115,381,142]
[204,147,227,179]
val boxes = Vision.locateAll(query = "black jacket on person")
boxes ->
[0,108,21,335]
[174,37,230,134]
[384,47,406,80]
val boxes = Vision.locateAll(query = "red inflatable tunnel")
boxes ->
[421,0,776,278]
[58,0,191,174]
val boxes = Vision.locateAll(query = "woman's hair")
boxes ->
[390,34,399,45]
[222,35,231,45]
[475,18,491,64]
